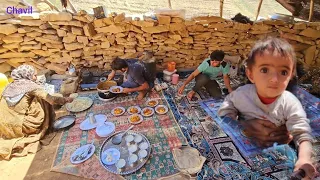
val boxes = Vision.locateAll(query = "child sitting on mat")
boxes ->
[218,37,315,178]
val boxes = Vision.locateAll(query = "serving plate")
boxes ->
[99,131,151,175]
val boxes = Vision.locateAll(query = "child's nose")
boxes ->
[269,73,279,83]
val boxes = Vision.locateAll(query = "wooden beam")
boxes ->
[220,0,224,17]
[19,0,40,12]
[275,0,295,14]
[255,0,264,21]
[67,0,77,13]
[43,0,60,12]
[309,0,315,21]
[168,0,172,9]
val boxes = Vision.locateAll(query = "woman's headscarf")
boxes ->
[2,65,41,99]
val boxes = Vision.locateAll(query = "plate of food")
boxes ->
[99,131,152,175]
[155,105,168,115]
[70,143,95,164]
[111,107,125,116]
[146,99,159,107]
[141,107,154,117]
[109,86,123,94]
[127,106,141,115]
[66,97,93,113]
[128,114,143,124]
[101,148,121,166]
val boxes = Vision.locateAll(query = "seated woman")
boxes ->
[0,65,73,160]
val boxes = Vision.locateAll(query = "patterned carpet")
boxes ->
[161,77,320,180]
[51,76,320,180]
[51,89,188,180]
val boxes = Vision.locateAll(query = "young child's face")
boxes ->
[210,60,220,67]
[246,53,294,98]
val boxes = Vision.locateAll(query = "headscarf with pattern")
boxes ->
[2,65,41,98]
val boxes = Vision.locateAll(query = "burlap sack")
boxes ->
[60,78,78,96]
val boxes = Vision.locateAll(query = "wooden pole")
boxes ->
[309,0,314,22]
[220,0,224,17]
[168,0,172,9]
[67,0,77,13]
[19,0,41,12]
[43,0,60,12]
[275,0,295,14]
[255,0,264,21]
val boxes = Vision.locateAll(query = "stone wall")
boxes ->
[0,11,319,74]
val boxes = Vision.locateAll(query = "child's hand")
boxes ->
[294,160,316,179]
[240,119,292,147]
[178,85,185,95]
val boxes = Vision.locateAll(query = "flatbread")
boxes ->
[69,93,78,99]
[172,147,206,175]
[66,97,93,112]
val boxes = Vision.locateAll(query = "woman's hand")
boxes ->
[178,85,185,95]
[240,119,293,147]
[65,97,74,103]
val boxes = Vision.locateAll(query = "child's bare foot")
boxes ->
[137,90,147,100]
[187,90,195,100]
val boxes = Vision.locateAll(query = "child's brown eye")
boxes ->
[260,68,268,73]
[281,70,288,76]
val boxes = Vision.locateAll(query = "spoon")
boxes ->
[112,125,134,145]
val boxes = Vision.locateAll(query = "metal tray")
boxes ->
[53,115,76,130]
[99,131,152,175]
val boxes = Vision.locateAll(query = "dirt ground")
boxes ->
[0,132,89,180]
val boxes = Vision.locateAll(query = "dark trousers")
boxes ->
[192,73,222,98]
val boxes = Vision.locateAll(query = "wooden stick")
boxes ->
[220,0,224,17]
[67,0,77,13]
[168,0,172,9]
[43,0,60,12]
[255,0,264,21]
[309,0,314,22]
[275,0,295,14]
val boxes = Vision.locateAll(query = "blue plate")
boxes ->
[101,148,121,166]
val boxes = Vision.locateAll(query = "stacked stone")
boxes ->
[0,11,319,75]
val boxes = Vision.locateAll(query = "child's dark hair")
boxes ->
[111,57,128,70]
[210,50,225,61]
[246,37,296,73]
[210,50,227,68]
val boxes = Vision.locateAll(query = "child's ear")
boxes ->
[245,68,255,83]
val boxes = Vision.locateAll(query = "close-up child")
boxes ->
[218,37,316,178]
